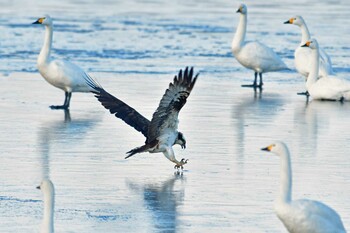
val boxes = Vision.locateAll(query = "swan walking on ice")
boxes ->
[231,4,288,88]
[302,39,350,101]
[261,142,346,233]
[33,15,91,109]
[37,179,55,233]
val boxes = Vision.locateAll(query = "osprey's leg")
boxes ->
[163,148,188,169]
[174,158,188,170]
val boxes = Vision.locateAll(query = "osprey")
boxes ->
[85,67,198,169]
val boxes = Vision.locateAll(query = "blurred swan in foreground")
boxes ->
[261,142,346,233]
[37,179,55,233]
[284,16,333,95]
[32,15,91,109]
[231,4,288,88]
[302,39,350,101]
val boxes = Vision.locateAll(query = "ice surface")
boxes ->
[0,0,349,232]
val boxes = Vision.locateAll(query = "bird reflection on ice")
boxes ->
[126,172,185,232]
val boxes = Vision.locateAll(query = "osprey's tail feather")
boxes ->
[125,145,149,159]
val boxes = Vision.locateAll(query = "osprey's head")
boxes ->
[175,132,186,149]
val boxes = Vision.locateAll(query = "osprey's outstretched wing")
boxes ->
[84,74,150,138]
[147,67,198,143]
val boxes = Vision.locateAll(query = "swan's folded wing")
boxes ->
[84,73,150,138]
[147,67,198,143]
[292,199,346,231]
[240,42,288,71]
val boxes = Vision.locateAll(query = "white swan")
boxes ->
[262,142,346,233]
[33,15,91,109]
[37,179,55,233]
[302,39,350,101]
[261,142,346,233]
[231,4,288,88]
[284,16,333,80]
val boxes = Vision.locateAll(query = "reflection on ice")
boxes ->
[37,110,100,179]
[232,91,286,155]
[126,172,185,232]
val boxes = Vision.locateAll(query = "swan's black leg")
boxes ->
[258,73,263,87]
[242,72,258,88]
[50,92,72,110]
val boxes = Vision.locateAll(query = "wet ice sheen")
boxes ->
[0,0,349,232]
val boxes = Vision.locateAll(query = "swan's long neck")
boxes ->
[231,13,247,53]
[306,46,319,90]
[42,190,54,233]
[278,148,292,204]
[38,25,53,65]
[299,24,311,45]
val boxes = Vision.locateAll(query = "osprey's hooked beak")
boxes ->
[36,185,41,190]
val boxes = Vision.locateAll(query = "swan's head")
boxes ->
[36,179,55,194]
[175,132,186,149]
[236,4,247,14]
[284,15,305,26]
[301,38,319,50]
[261,141,288,156]
[32,15,52,26]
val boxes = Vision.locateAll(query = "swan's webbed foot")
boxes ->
[241,83,263,89]
[297,91,310,97]
[241,83,258,88]
[174,158,188,170]
[50,105,69,110]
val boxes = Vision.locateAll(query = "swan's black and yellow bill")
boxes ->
[236,8,242,13]
[261,145,273,152]
[284,18,293,24]
[36,185,41,190]
[32,17,44,24]
[301,41,311,47]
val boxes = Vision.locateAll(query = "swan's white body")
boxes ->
[262,142,346,233]
[33,15,91,109]
[285,16,333,79]
[304,39,350,101]
[37,179,55,233]
[232,4,288,87]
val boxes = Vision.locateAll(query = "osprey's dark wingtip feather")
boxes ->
[147,66,199,143]
[83,73,151,138]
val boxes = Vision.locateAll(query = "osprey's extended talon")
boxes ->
[174,158,188,170]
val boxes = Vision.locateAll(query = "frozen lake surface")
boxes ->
[0,0,350,232]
